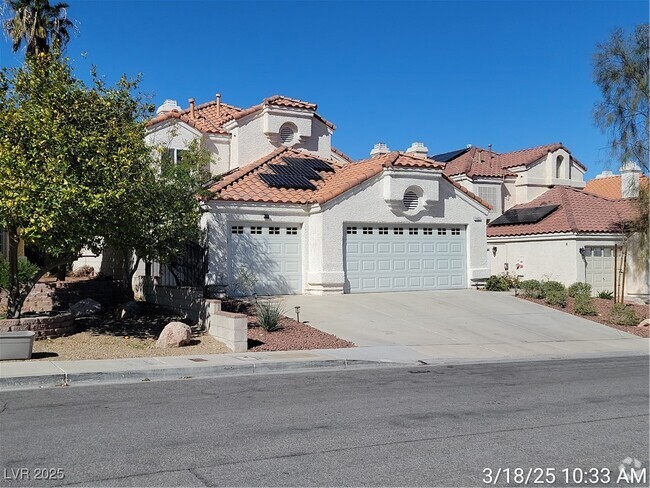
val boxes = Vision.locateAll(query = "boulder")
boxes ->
[638,318,649,327]
[156,321,192,348]
[70,298,102,317]
[117,301,140,319]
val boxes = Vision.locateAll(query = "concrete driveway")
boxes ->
[283,290,649,363]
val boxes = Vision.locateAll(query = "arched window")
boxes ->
[555,155,564,179]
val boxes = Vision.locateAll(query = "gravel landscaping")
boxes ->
[519,295,649,338]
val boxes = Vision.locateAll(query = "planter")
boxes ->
[0,331,36,360]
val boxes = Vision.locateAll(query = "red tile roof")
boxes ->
[584,174,649,199]
[147,95,335,134]
[443,143,585,179]
[210,148,491,208]
[487,186,638,237]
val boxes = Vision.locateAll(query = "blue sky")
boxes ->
[0,0,647,178]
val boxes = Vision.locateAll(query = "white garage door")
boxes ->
[344,225,466,293]
[228,224,302,296]
[584,246,615,294]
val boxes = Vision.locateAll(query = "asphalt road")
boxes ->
[1,357,648,487]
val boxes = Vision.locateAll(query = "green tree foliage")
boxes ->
[0,53,152,317]
[593,24,649,171]
[3,0,75,57]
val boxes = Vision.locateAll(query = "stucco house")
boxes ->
[143,95,492,295]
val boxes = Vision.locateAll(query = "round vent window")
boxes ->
[403,190,419,210]
[279,124,296,145]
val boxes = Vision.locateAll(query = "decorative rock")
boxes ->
[156,322,192,348]
[638,318,650,327]
[117,301,141,319]
[70,298,102,317]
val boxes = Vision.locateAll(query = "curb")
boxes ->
[0,358,398,391]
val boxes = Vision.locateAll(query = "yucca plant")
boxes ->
[255,300,285,332]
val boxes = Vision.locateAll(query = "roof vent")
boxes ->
[156,99,181,115]
[279,123,297,145]
[370,143,390,157]
[406,142,429,157]
[403,190,419,210]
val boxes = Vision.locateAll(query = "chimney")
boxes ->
[620,162,642,198]
[370,143,391,157]
[155,99,181,115]
[189,98,195,119]
[216,93,221,117]
[405,142,429,158]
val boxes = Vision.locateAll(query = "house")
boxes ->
[144,95,492,295]
[584,162,648,199]
[486,185,648,300]
[435,143,587,219]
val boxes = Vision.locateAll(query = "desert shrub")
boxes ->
[0,256,40,291]
[598,290,614,300]
[485,274,510,291]
[574,295,598,315]
[520,279,543,298]
[545,289,568,308]
[255,300,285,332]
[568,282,592,298]
[609,303,639,326]
[541,280,565,298]
[69,265,95,278]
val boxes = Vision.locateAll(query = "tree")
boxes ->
[593,24,649,172]
[0,53,153,318]
[3,0,75,56]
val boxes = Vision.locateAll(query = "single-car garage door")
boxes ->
[229,224,302,296]
[584,246,615,294]
[344,225,466,293]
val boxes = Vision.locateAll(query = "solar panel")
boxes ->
[260,173,317,190]
[268,163,323,180]
[489,205,559,226]
[430,148,470,162]
[281,157,334,172]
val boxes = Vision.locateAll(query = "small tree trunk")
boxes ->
[6,226,20,319]
[121,248,136,301]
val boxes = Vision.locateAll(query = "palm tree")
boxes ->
[3,0,75,57]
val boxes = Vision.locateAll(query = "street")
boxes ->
[1,356,648,487]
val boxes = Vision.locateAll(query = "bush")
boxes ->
[574,295,598,315]
[545,289,568,308]
[609,303,639,326]
[520,279,543,298]
[485,274,510,291]
[598,290,614,300]
[0,256,40,291]
[541,280,565,298]
[255,300,285,332]
[568,282,592,298]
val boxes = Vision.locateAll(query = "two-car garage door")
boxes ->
[345,224,466,293]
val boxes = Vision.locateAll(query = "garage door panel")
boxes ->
[585,246,615,294]
[345,224,466,293]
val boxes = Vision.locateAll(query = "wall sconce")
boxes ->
[579,247,586,256]
[491,246,497,256]
[264,214,270,220]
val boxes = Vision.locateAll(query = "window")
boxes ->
[555,155,564,179]
[279,123,297,145]
[231,226,244,234]
[378,227,389,235]
[423,228,433,235]
[451,228,461,235]
[477,186,499,211]
[403,190,419,210]
[408,228,418,235]
[394,227,404,235]
[362,227,373,235]
[286,227,298,235]
[346,226,357,235]
[250,226,262,234]
[164,148,187,165]
[268,227,280,235]
[437,228,447,235]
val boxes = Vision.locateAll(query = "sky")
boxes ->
[0,0,647,179]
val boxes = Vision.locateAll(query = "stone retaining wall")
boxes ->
[0,312,75,339]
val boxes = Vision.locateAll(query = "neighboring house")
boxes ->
[435,143,587,219]
[486,185,648,300]
[584,162,648,199]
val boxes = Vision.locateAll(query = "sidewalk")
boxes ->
[1,338,648,391]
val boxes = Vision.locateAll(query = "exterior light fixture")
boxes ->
[264,214,270,220]
[579,247,586,256]
[294,306,301,323]
[492,246,497,256]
